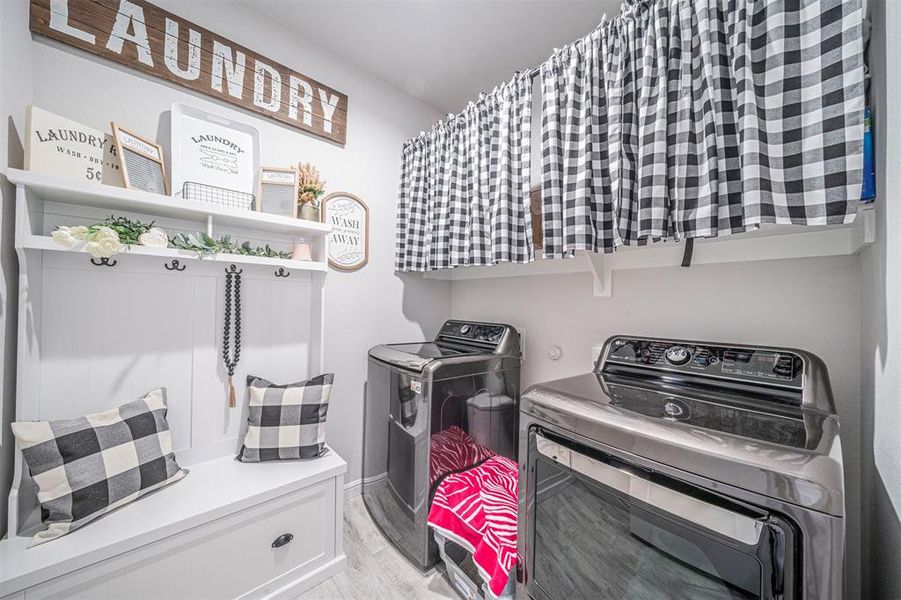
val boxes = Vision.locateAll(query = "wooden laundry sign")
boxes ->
[30,0,348,145]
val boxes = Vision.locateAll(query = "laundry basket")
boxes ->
[433,530,514,600]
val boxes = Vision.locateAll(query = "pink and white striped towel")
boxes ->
[427,455,518,597]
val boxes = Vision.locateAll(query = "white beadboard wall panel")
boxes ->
[33,251,318,468]
[39,263,196,446]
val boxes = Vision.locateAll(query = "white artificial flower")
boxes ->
[69,226,89,240]
[86,227,122,258]
[92,226,118,241]
[138,227,169,248]
[51,227,78,249]
[83,240,103,258]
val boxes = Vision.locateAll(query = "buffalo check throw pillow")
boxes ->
[237,374,333,462]
[11,388,186,547]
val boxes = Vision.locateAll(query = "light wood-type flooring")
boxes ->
[295,495,457,600]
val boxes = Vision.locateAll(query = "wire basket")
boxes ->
[181,182,255,211]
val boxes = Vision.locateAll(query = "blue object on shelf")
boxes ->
[862,107,876,202]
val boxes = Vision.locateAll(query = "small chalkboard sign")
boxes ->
[258,167,299,218]
[111,123,168,195]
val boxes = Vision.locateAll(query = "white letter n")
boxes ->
[163,18,201,80]
[211,41,246,99]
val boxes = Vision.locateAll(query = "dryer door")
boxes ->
[525,429,799,600]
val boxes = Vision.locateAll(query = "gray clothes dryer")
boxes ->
[363,320,521,572]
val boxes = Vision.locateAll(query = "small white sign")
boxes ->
[322,192,369,271]
[116,129,162,161]
[261,170,296,185]
[25,106,116,185]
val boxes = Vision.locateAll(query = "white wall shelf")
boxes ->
[6,168,331,237]
[424,206,876,297]
[23,234,328,273]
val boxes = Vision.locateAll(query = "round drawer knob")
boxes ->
[272,533,294,548]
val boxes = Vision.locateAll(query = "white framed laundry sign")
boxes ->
[30,0,348,145]
[322,192,369,271]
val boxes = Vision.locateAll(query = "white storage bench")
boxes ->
[0,451,346,600]
[2,171,345,600]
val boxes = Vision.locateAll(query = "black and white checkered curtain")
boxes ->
[540,0,866,258]
[395,72,532,272]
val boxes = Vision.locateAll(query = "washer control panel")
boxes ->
[603,337,803,388]
[439,320,507,345]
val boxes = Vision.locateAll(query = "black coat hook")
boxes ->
[164,259,186,271]
[225,264,243,275]
[274,268,290,278]
[90,257,117,267]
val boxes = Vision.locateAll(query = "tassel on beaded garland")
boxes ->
[227,375,237,408]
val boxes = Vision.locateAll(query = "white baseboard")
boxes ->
[343,472,387,498]
[344,478,362,498]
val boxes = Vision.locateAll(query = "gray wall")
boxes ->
[860,1,901,598]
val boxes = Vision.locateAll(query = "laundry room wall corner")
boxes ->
[0,0,31,540]
[860,1,901,598]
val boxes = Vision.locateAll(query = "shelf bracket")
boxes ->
[584,253,611,298]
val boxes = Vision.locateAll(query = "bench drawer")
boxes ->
[25,479,338,600]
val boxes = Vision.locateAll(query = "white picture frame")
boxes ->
[258,167,299,218]
[111,123,168,195]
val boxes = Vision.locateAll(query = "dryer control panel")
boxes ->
[602,337,804,389]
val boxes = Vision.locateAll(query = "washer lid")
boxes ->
[521,372,844,516]
[369,342,481,372]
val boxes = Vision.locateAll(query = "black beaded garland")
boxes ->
[223,265,242,407]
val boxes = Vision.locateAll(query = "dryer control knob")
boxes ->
[460,324,471,336]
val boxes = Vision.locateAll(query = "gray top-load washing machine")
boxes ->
[363,320,521,572]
